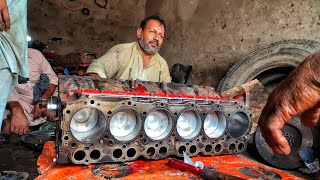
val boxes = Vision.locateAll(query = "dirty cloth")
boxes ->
[86,41,171,83]
[33,74,50,103]
[5,48,58,126]
[0,0,29,130]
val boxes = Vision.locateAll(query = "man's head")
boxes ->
[137,14,166,55]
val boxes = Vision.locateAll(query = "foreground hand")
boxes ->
[258,54,320,155]
[0,0,10,31]
[31,101,47,120]
[11,110,29,135]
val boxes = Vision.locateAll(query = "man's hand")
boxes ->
[31,101,47,120]
[0,0,10,31]
[258,53,320,155]
[9,102,29,135]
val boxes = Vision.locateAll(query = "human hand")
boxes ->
[0,0,10,31]
[258,54,320,155]
[31,101,47,120]
[10,110,29,135]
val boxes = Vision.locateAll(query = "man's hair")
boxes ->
[140,14,166,30]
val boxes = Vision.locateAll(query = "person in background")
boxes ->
[258,53,320,155]
[0,0,29,143]
[86,14,171,83]
[1,48,58,137]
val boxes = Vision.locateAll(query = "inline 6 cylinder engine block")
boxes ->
[47,76,252,164]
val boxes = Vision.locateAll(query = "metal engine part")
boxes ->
[255,116,316,170]
[48,76,253,165]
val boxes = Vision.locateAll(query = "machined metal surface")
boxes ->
[49,75,253,164]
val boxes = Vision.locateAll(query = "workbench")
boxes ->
[36,142,303,179]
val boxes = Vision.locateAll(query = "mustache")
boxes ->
[148,40,159,46]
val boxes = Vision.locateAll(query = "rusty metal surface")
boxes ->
[49,76,253,164]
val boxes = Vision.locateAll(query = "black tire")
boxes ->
[217,39,320,93]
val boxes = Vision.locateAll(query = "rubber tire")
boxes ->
[217,39,320,93]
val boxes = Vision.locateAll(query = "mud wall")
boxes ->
[28,0,320,87]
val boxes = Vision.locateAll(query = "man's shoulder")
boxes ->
[109,42,135,52]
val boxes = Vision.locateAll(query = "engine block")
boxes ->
[48,76,252,165]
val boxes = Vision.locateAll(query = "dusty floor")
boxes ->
[0,135,313,179]
[0,135,39,179]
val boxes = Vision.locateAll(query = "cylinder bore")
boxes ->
[70,108,106,143]
[176,110,201,139]
[144,109,172,140]
[228,111,250,138]
[204,111,226,138]
[109,109,141,141]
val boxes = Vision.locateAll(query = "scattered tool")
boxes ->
[167,152,244,180]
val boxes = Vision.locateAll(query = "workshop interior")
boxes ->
[1,0,320,179]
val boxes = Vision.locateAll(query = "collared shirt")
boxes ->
[8,48,58,126]
[86,41,171,83]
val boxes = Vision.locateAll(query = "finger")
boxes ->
[23,127,28,135]
[11,124,15,133]
[0,13,3,31]
[273,131,291,155]
[1,6,10,31]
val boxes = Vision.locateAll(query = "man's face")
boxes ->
[137,19,165,55]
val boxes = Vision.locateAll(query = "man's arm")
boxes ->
[86,45,123,78]
[29,49,58,120]
[258,53,320,155]
[0,0,10,31]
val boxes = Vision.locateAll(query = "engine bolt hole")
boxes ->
[147,147,156,156]
[159,147,167,156]
[178,146,186,154]
[74,150,86,161]
[215,144,222,152]
[113,149,122,159]
[189,145,197,154]
[127,148,136,158]
[71,142,76,147]
[90,150,101,160]
[205,145,212,152]
[238,143,245,151]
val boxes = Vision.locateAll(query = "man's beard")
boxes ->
[138,36,160,55]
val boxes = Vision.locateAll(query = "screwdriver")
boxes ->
[167,158,244,180]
